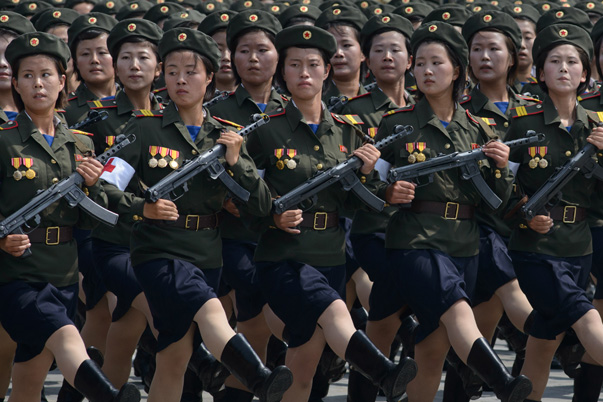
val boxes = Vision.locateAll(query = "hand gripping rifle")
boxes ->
[145,113,270,203]
[387,131,546,210]
[0,133,136,257]
[272,124,414,214]
[69,109,109,130]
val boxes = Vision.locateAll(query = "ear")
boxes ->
[580,68,587,84]
[323,63,331,81]
[539,68,545,83]
[12,77,19,95]
[155,62,162,79]
[59,74,66,92]
[206,71,214,84]
[406,54,413,71]
[452,65,460,81]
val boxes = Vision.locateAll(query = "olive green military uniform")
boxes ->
[0,113,106,286]
[579,91,603,228]
[322,83,367,113]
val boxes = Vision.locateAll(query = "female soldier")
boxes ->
[100,28,292,402]
[0,31,139,402]
[245,24,417,402]
[207,9,288,401]
[376,21,532,402]
[506,24,603,402]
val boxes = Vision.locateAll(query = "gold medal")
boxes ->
[537,146,548,169]
[169,149,180,170]
[538,158,548,169]
[157,146,169,168]
[528,158,538,169]
[169,160,179,169]
[495,169,502,179]
[286,159,297,169]
[276,160,285,170]
[13,170,22,181]
[148,158,158,168]
[22,158,35,180]
[158,158,168,168]
[534,156,540,162]
[415,142,426,162]
[408,154,417,164]
[25,168,36,179]
[416,153,426,162]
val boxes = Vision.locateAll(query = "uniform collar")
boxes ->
[235,84,287,109]
[163,101,222,149]
[284,100,334,134]
[17,112,74,157]
[542,95,590,130]
[115,90,162,115]
[415,96,470,132]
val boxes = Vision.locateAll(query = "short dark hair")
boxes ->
[595,36,603,79]
[323,22,367,87]
[412,39,466,101]
[70,28,109,82]
[467,28,519,87]
[534,43,591,95]
[361,28,411,60]
[162,49,216,102]
[275,45,333,96]
[229,28,276,85]
[12,55,67,111]
[113,37,160,90]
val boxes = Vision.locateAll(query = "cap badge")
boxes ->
[303,30,311,39]
[555,11,564,18]
[559,28,568,37]
[52,10,61,17]
[106,1,114,8]
[207,3,214,9]
[28,3,36,9]
[483,14,492,22]
[29,37,39,47]
[300,5,308,12]
[381,16,390,23]
[249,14,258,21]
[130,3,138,9]
[180,12,188,17]
[404,7,413,13]
[160,6,169,13]
[127,23,136,31]
[178,32,187,41]
[244,0,252,6]
[88,17,97,24]
[587,2,595,9]
[442,11,450,20]
[0,15,8,22]
[428,24,437,32]
[220,13,229,21]
[333,8,341,15]
[513,6,521,12]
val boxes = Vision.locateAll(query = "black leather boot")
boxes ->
[466,337,532,402]
[572,362,603,402]
[188,343,229,395]
[399,315,419,359]
[445,349,482,399]
[57,347,105,402]
[497,314,528,377]
[347,368,379,402]
[220,334,292,402]
[73,359,140,402]
[345,330,417,401]
[442,366,471,402]
[217,387,254,402]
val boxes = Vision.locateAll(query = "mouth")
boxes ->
[176,89,188,95]
[33,93,46,99]
[220,65,231,72]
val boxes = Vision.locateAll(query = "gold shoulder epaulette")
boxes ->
[578,91,600,102]
[348,92,371,102]
[133,109,163,117]
[213,116,244,130]
[332,113,364,125]
[480,117,496,126]
[88,99,117,109]
[510,104,543,119]
[72,129,93,136]
[383,104,414,118]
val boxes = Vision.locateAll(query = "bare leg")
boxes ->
[365,310,403,354]
[317,300,356,358]
[80,294,113,355]
[440,300,483,362]
[193,298,236,358]
[0,325,15,400]
[282,328,325,402]
[45,325,91,384]
[9,348,54,402]
[521,334,563,400]
[572,309,603,365]
[350,269,372,311]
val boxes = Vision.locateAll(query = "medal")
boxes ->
[23,158,35,179]
[406,143,416,163]
[408,154,417,164]
[11,157,22,181]
[276,160,285,170]
[538,146,548,169]
[158,146,169,168]
[13,170,22,180]
[528,159,538,169]
[148,158,158,168]
[538,158,548,169]
[495,169,502,179]
[25,169,36,179]
[415,142,426,162]
[157,158,168,168]
[286,159,297,169]
[148,146,159,168]
[534,157,540,162]
[169,149,180,170]
[416,153,426,162]
[528,147,537,169]
[169,160,179,169]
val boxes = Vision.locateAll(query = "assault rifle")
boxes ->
[327,95,348,112]
[203,91,230,108]
[387,131,545,210]
[69,110,109,130]
[145,113,270,203]
[272,124,413,214]
[0,134,136,257]
[521,141,603,220]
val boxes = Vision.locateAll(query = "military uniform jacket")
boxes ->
[103,102,271,270]
[0,113,106,286]
[579,90,603,228]
[506,96,602,257]
[376,97,513,257]
[89,90,163,247]
[209,85,288,242]
[322,81,367,114]
[460,86,538,237]
[246,102,381,267]
[64,83,114,127]
[0,108,10,124]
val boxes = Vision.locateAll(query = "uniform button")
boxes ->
[51,159,57,164]
[314,145,320,151]
[565,150,572,157]
[192,150,198,155]
[444,143,451,149]
[133,215,140,221]
[519,223,528,229]
[52,178,59,184]
[360,176,366,184]
[83,187,89,196]
[316,163,323,170]
[227,169,234,177]
[503,122,509,128]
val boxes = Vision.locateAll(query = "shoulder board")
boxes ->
[152,87,166,94]
[331,113,364,125]
[213,116,244,130]
[67,92,77,101]
[480,117,496,126]
[383,104,414,117]
[516,94,542,103]
[466,110,480,125]
[279,94,289,102]
[72,129,93,137]
[0,120,17,130]
[578,91,600,102]
[510,104,543,119]
[459,95,471,104]
[268,110,286,118]
[527,76,538,83]
[87,99,117,109]
[133,109,163,117]
[586,110,603,124]
[348,92,371,102]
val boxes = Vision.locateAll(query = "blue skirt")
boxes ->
[590,227,603,300]
[0,281,78,362]
[92,238,142,322]
[341,218,361,281]
[257,260,345,348]
[511,251,594,340]
[76,229,107,310]
[388,249,478,343]
[134,258,221,352]
[350,232,389,283]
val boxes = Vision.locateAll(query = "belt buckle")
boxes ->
[313,212,328,230]
[46,226,60,245]
[185,215,200,231]
[563,206,576,224]
[444,202,459,220]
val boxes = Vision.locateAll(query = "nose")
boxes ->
[34,75,43,87]
[383,50,393,61]
[222,49,231,62]
[249,50,259,62]
[333,46,344,58]
[90,51,99,64]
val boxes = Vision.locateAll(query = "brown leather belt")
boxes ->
[28,226,73,245]
[144,213,221,231]
[300,212,339,230]
[549,206,586,223]
[408,200,475,220]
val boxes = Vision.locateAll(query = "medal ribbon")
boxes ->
[286,149,297,158]
[339,145,348,153]
[471,143,480,150]
[538,147,547,158]
[169,149,180,160]
[11,157,21,169]
[528,147,537,158]
[106,136,115,147]
[415,142,426,152]
[405,143,415,153]
[274,149,284,158]
[22,158,33,169]
[149,146,158,157]
[158,147,168,158]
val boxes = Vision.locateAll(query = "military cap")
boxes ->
[116,0,152,21]
[275,24,337,58]
[198,9,236,35]
[265,3,286,15]
[315,4,367,31]
[291,0,322,8]
[468,3,500,13]
[162,9,205,30]
[0,0,21,10]
[158,27,221,70]
[34,8,79,31]
[462,10,522,52]
[230,0,262,12]
[411,21,468,69]
[0,11,35,34]
[107,19,163,58]
[487,0,512,7]
[143,3,187,24]
[355,0,374,10]
[537,7,592,33]
[195,0,228,14]
[534,1,572,15]
[91,0,126,15]
[166,0,202,9]
[533,23,593,60]
[362,3,394,18]
[6,31,70,69]
[318,0,353,11]
[68,13,117,47]
[501,4,540,23]
[64,0,96,9]
[278,4,319,26]
[388,0,417,7]
[423,4,471,27]
[592,15,603,45]
[575,1,603,17]
[393,3,434,20]
[226,9,282,50]
[13,0,51,17]
[360,13,413,54]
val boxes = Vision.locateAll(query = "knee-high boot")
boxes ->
[442,366,471,402]
[57,347,105,402]
[216,387,255,402]
[219,334,292,402]
[72,360,140,402]
[347,368,379,402]
[188,343,229,395]
[572,362,603,402]
[344,330,417,401]
[466,337,532,402]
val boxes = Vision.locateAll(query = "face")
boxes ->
[75,33,114,86]
[413,42,459,99]
[540,44,586,96]
[366,31,411,85]
[282,47,330,100]
[234,30,278,87]
[516,19,535,72]
[469,31,514,84]
[116,42,160,93]
[164,50,212,109]
[47,25,69,43]
[328,25,365,81]
[212,30,234,85]
[13,55,66,113]
[73,2,94,14]
[0,35,15,92]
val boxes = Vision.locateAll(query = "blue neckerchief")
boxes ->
[308,123,319,133]
[494,101,508,114]
[440,120,449,128]
[566,126,572,132]
[5,111,17,121]
[187,125,201,142]
[257,103,267,112]
[100,95,115,101]
[42,134,54,146]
